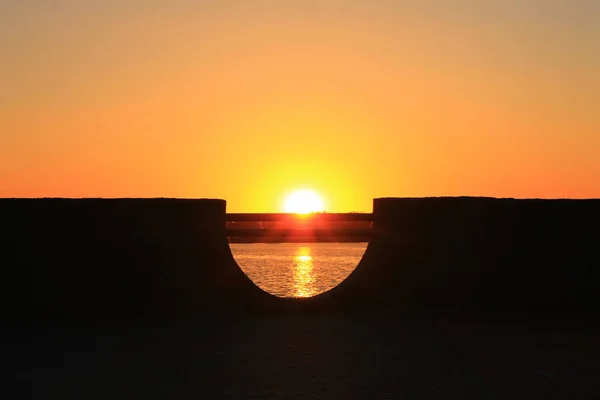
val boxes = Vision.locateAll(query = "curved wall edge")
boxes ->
[308,197,600,315]
[1,198,276,321]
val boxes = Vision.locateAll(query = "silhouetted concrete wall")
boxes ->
[321,197,600,315]
[3,197,599,321]
[1,199,273,321]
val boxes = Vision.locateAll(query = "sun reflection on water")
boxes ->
[293,247,316,298]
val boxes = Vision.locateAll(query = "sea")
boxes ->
[230,242,368,298]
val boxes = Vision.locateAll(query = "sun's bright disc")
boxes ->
[283,189,325,214]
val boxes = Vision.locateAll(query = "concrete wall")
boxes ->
[1,199,273,321]
[3,197,599,321]
[319,197,600,315]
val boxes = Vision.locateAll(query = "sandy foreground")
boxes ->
[12,314,600,399]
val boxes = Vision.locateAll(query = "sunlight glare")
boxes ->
[293,247,316,298]
[283,189,325,214]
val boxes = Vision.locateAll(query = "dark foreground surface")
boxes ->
[5,197,599,397]
[13,314,600,399]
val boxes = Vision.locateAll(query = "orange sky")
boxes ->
[1,1,599,212]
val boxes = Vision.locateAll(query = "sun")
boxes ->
[283,189,326,214]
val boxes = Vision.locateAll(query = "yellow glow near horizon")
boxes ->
[283,189,326,214]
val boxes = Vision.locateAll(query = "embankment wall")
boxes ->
[320,197,600,315]
[1,199,272,321]
[2,197,599,321]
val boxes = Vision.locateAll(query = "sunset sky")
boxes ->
[1,0,599,212]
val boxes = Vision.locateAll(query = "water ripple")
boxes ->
[230,243,368,298]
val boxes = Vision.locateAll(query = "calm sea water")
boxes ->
[230,243,368,298]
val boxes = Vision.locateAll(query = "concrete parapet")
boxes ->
[1,198,272,321]
[3,197,599,321]
[318,197,600,315]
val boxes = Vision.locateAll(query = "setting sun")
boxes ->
[283,190,326,214]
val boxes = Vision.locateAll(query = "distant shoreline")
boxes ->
[228,237,370,244]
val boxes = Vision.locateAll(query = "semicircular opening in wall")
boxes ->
[226,213,371,298]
